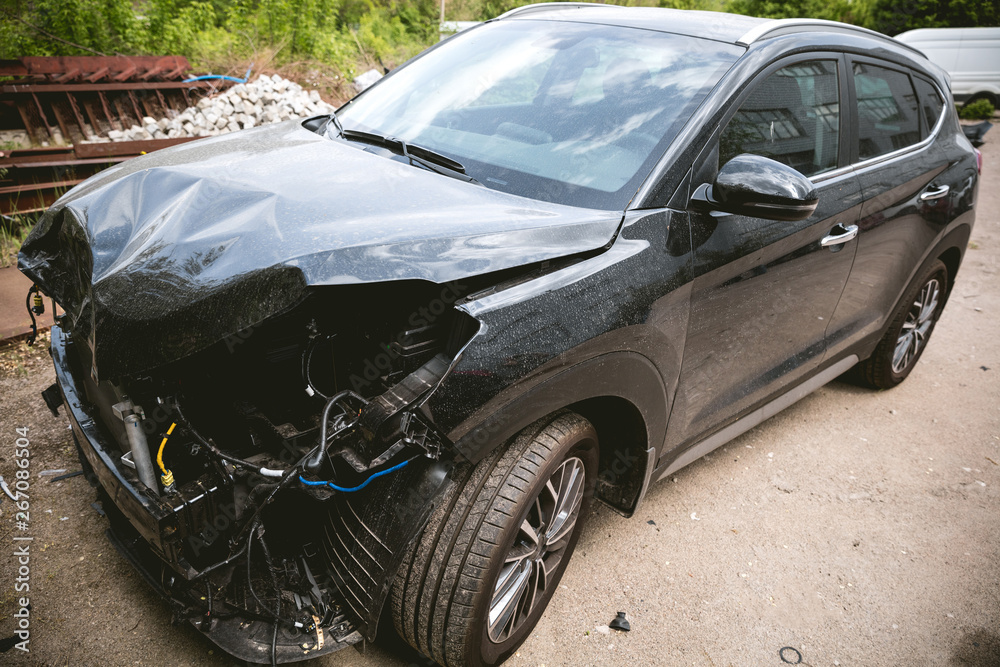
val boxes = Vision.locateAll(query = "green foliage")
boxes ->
[959,98,996,121]
[728,0,998,31]
[2,0,996,93]
[725,0,871,25]
[0,0,438,82]
[0,0,144,56]
[868,0,999,36]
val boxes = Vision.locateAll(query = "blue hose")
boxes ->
[184,65,254,85]
[299,457,411,493]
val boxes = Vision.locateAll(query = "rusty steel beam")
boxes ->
[65,93,88,133]
[3,156,126,168]
[15,103,39,142]
[126,90,143,125]
[113,65,138,82]
[52,68,82,83]
[0,56,190,80]
[49,100,74,143]
[81,97,103,135]
[29,93,54,141]
[0,179,84,195]
[72,137,200,159]
[97,92,118,131]
[85,66,110,83]
[2,80,228,94]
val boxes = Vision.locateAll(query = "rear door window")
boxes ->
[913,77,945,136]
[852,62,921,160]
[720,59,840,177]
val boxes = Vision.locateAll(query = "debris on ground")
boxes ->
[609,612,631,632]
[48,470,84,483]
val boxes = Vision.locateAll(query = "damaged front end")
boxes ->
[51,282,480,663]
[18,118,622,663]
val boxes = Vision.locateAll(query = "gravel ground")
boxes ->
[0,138,997,667]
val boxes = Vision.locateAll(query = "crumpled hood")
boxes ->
[18,120,621,378]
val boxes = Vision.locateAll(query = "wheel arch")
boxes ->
[449,351,668,517]
[937,242,965,302]
[858,222,972,363]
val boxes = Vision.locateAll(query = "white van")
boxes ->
[895,27,1000,106]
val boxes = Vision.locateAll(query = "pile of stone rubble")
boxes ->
[95,74,336,143]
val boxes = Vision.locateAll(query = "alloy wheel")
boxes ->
[488,456,586,643]
[892,278,941,374]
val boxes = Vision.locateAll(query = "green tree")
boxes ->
[0,0,143,56]
[868,0,999,35]
[725,0,872,26]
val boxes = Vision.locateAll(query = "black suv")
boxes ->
[19,5,979,666]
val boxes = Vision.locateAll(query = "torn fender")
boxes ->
[18,119,621,379]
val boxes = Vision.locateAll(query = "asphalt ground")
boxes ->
[0,136,996,667]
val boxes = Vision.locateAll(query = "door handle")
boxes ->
[821,223,859,247]
[919,184,950,201]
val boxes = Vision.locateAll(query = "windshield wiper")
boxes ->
[322,110,345,139]
[339,128,480,185]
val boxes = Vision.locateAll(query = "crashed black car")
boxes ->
[19,4,979,666]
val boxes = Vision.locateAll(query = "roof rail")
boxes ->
[736,18,926,58]
[495,2,611,21]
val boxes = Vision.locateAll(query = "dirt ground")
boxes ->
[0,136,997,667]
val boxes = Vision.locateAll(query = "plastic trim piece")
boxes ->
[656,354,859,480]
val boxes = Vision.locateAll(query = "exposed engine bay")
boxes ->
[57,282,479,663]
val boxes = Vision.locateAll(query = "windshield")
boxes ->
[338,20,742,210]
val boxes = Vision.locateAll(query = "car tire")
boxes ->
[391,411,598,667]
[857,259,948,389]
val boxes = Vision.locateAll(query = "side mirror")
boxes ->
[690,154,819,222]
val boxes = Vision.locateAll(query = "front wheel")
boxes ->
[858,259,948,388]
[391,411,598,666]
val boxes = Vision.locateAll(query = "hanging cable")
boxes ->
[24,284,42,346]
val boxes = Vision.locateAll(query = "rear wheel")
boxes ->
[391,411,598,666]
[858,259,948,388]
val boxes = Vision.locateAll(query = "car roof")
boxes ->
[496,3,925,58]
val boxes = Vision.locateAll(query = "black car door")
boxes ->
[663,55,864,455]
[824,58,959,361]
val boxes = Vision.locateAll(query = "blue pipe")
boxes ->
[299,457,412,493]
[183,65,254,85]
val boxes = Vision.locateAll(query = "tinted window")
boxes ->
[914,77,945,135]
[339,21,742,210]
[853,62,920,160]
[720,60,840,178]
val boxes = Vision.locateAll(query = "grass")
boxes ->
[0,216,34,268]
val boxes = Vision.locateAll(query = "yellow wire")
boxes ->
[157,422,177,475]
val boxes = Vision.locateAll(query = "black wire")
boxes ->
[25,286,38,346]
[174,401,265,477]
[203,582,213,630]
[245,520,280,622]
[305,390,362,472]
[302,334,334,400]
[245,519,282,667]
[260,532,281,667]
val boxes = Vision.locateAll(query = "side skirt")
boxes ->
[656,354,859,482]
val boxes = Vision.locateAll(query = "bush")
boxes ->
[959,98,996,121]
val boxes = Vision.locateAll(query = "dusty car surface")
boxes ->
[18,4,979,666]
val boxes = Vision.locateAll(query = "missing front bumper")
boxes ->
[51,324,447,661]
